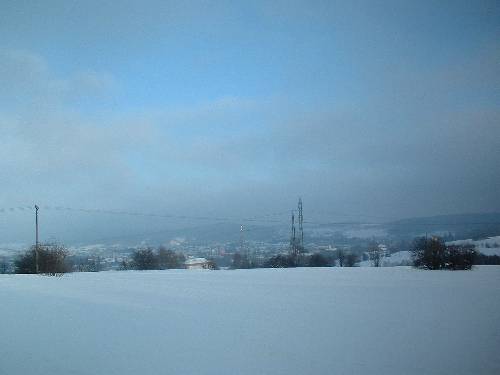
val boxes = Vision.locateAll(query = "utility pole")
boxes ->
[35,204,39,274]
[290,210,296,259]
[298,197,304,249]
[240,225,244,255]
[240,224,251,266]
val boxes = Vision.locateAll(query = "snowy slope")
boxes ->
[1,267,500,375]
[447,236,500,256]
[359,250,412,267]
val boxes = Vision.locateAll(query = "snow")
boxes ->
[1,267,500,375]
[185,257,209,269]
[447,236,500,256]
[383,250,412,265]
[184,257,209,265]
[359,250,412,267]
[480,248,500,256]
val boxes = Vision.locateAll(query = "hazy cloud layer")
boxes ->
[0,1,499,244]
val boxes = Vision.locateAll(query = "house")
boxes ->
[184,257,210,270]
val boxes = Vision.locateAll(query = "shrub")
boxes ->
[132,248,159,270]
[368,242,382,267]
[446,245,475,270]
[411,237,476,270]
[265,254,296,268]
[411,237,446,270]
[15,244,71,276]
[131,247,185,270]
[337,249,345,267]
[308,253,329,267]
[344,253,359,267]
[158,247,184,269]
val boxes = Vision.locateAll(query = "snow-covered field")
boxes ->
[1,267,500,375]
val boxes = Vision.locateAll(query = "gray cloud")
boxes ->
[0,41,499,244]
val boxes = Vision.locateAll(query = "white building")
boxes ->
[184,257,210,270]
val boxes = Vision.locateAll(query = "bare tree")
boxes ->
[0,257,9,274]
[337,249,345,267]
[368,242,382,267]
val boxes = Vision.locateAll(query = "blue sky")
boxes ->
[0,0,499,243]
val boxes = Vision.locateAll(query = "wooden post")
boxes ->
[35,205,39,274]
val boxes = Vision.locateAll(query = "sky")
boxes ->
[0,0,499,244]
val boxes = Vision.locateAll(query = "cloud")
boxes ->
[150,42,500,218]
[0,51,153,206]
[0,41,499,245]
[0,49,117,110]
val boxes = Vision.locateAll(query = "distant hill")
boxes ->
[385,213,500,240]
[55,212,500,248]
[169,222,283,244]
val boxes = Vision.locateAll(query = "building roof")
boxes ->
[184,257,208,265]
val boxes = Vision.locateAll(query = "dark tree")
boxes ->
[308,253,329,267]
[411,236,476,270]
[158,247,182,269]
[446,244,475,270]
[264,254,296,268]
[368,242,382,267]
[132,248,159,270]
[15,244,71,275]
[15,248,36,274]
[90,256,102,272]
[119,259,131,271]
[0,258,8,274]
[411,237,446,270]
[344,253,359,267]
[337,249,345,267]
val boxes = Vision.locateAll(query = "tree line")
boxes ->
[230,250,358,269]
[6,235,500,275]
[232,236,499,270]
[11,244,189,275]
[128,247,187,270]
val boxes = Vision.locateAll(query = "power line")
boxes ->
[1,204,500,227]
